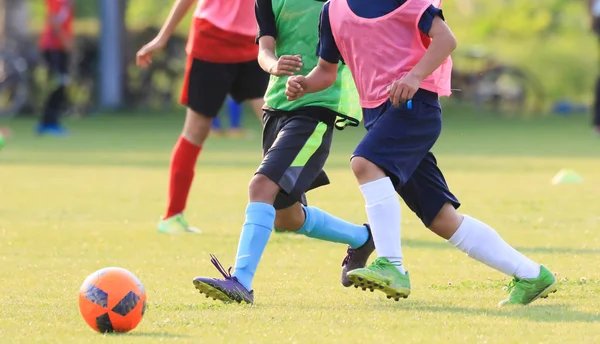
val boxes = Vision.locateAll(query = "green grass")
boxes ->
[1,109,599,343]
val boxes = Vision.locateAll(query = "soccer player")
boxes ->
[136,0,269,233]
[286,0,557,306]
[37,0,74,136]
[190,0,375,304]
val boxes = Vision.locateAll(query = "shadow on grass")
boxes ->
[404,304,600,323]
[404,239,600,255]
[108,331,190,338]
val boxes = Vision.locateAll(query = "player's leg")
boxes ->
[274,200,374,288]
[225,96,244,137]
[193,113,372,302]
[37,50,69,136]
[251,112,372,288]
[400,154,556,305]
[158,57,233,234]
[347,100,442,300]
[211,116,224,137]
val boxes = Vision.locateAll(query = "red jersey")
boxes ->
[39,0,74,51]
[185,0,258,64]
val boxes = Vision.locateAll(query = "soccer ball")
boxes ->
[78,267,147,333]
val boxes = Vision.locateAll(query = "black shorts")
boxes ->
[180,57,269,117]
[257,108,336,210]
[43,50,70,85]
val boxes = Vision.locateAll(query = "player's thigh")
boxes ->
[397,152,461,228]
[353,100,442,187]
[258,114,333,210]
[229,59,269,103]
[180,57,235,118]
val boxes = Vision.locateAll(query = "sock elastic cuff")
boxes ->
[179,135,202,151]
[246,202,276,215]
[447,214,473,246]
[296,206,316,235]
[359,177,396,203]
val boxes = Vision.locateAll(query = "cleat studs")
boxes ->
[358,277,363,281]
[396,293,401,296]
[370,289,374,292]
[362,288,367,291]
[387,296,392,299]
[394,298,400,302]
[354,285,359,288]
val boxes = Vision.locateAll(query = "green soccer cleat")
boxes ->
[498,265,557,306]
[158,214,202,234]
[347,257,410,301]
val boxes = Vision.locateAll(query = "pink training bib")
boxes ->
[193,0,257,37]
[329,0,452,108]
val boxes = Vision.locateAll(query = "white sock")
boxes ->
[448,215,540,279]
[359,177,405,274]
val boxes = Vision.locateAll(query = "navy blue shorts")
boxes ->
[352,90,460,227]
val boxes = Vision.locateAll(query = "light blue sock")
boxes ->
[232,202,275,291]
[296,206,368,249]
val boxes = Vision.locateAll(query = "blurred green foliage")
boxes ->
[23,0,598,107]
[446,0,596,105]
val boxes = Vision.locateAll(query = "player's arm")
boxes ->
[154,0,196,46]
[389,9,457,106]
[136,0,196,67]
[48,1,73,51]
[286,3,340,100]
[255,0,302,76]
[286,59,338,100]
[409,16,457,81]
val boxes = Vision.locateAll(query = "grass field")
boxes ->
[1,109,599,343]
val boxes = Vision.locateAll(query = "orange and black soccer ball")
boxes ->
[78,267,147,333]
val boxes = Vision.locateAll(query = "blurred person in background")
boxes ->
[136,0,268,234]
[590,0,600,134]
[212,95,248,138]
[37,0,74,136]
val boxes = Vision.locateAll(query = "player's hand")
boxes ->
[136,37,167,68]
[268,55,303,76]
[388,73,421,107]
[286,75,307,101]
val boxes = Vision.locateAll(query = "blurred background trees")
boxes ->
[6,0,597,113]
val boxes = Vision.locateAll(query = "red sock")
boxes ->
[165,136,202,219]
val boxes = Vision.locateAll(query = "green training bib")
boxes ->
[264,0,361,129]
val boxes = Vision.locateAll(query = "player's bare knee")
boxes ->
[248,174,279,203]
[351,157,385,183]
[182,108,213,145]
[274,205,305,231]
[428,203,464,240]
